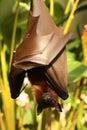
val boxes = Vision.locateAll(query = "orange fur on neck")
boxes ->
[32,81,58,103]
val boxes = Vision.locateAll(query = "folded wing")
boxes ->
[9,0,72,99]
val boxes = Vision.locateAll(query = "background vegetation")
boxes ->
[0,0,87,130]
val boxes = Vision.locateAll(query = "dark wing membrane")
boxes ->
[12,28,72,71]
[9,67,25,98]
[45,48,68,100]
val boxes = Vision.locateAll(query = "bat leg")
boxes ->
[37,105,43,115]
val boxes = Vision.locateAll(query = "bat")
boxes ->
[9,0,72,114]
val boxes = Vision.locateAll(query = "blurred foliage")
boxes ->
[0,0,87,130]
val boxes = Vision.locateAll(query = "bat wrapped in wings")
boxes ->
[9,0,72,114]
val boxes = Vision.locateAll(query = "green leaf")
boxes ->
[63,92,77,108]
[81,85,87,94]
[67,52,87,83]
[53,1,64,25]
[67,38,81,51]
[0,2,29,50]
[23,101,36,125]
[81,125,87,130]
[0,0,16,25]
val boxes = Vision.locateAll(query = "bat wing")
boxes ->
[45,48,68,99]
[9,0,72,99]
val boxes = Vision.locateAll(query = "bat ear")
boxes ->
[37,105,43,115]
[56,103,62,112]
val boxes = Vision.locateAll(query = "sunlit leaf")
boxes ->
[67,38,81,51]
[67,52,87,83]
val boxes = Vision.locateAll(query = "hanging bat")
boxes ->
[9,0,72,114]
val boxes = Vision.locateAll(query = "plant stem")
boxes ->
[0,110,6,130]
[9,0,20,68]
[50,0,54,16]
[77,101,84,130]
[1,45,15,130]
[64,0,80,34]
[64,0,72,15]
[37,113,43,130]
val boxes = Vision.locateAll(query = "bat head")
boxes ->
[33,81,62,115]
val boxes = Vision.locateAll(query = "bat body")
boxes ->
[9,0,72,114]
